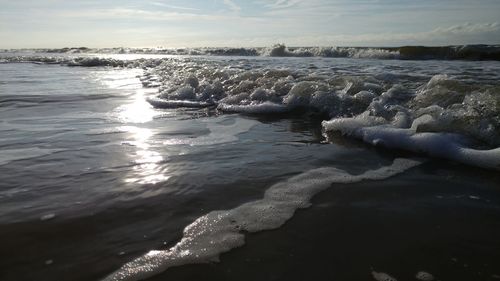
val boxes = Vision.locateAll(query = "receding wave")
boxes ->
[2,44,500,61]
[103,158,421,281]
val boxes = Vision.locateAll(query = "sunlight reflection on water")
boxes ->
[115,89,158,123]
[96,68,170,185]
[120,123,170,185]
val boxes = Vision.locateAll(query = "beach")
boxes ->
[1,49,500,281]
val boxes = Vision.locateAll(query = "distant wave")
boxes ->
[397,45,500,60]
[0,56,132,67]
[2,44,500,61]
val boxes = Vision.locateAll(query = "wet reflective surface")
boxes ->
[1,60,500,281]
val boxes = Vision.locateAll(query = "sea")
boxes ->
[1,45,500,281]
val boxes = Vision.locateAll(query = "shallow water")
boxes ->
[1,55,500,281]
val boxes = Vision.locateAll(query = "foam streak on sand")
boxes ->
[103,158,421,281]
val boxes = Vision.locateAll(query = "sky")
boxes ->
[0,0,499,48]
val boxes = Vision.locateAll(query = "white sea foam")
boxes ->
[140,61,500,170]
[103,158,421,281]
[217,101,289,114]
[323,114,500,171]
[260,44,400,59]
[146,97,214,108]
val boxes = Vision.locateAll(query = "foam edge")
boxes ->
[103,158,421,281]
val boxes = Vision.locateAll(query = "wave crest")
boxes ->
[4,44,499,61]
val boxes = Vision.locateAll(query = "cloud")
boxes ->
[148,1,200,11]
[2,0,500,48]
[403,22,500,45]
[57,7,255,22]
[432,22,499,35]
[263,0,301,9]
[271,22,500,46]
[223,0,241,12]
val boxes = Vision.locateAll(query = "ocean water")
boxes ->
[1,51,500,281]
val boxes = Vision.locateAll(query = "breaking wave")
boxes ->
[3,52,497,170]
[134,58,500,171]
[2,44,500,61]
